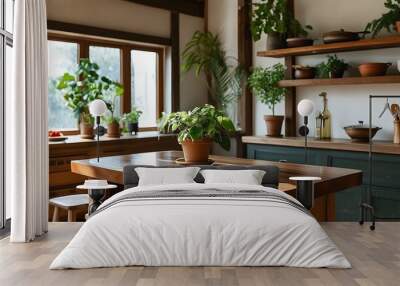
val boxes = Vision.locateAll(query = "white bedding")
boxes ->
[50,183,351,269]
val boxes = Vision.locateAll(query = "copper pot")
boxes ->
[358,63,391,77]
[181,139,212,163]
[323,29,368,44]
[264,115,284,137]
[344,121,381,142]
[286,37,314,48]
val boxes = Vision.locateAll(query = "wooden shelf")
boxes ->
[257,35,400,58]
[278,75,400,87]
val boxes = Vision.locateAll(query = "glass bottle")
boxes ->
[315,92,331,139]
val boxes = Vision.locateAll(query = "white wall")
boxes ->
[253,0,400,140]
[46,0,207,112]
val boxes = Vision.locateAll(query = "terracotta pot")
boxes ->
[264,115,284,137]
[107,122,121,138]
[358,63,391,77]
[80,122,94,139]
[267,32,286,50]
[396,21,400,33]
[181,139,212,163]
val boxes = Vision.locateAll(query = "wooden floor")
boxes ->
[0,222,399,286]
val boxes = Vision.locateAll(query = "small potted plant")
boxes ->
[160,104,235,163]
[103,79,124,138]
[56,59,108,139]
[248,64,286,137]
[365,0,400,38]
[251,0,312,50]
[122,107,142,134]
[316,55,349,79]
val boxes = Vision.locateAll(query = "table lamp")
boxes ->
[89,99,107,162]
[297,99,314,164]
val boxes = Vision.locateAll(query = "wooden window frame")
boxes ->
[48,32,165,133]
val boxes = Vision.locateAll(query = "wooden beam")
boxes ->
[124,0,204,18]
[237,0,254,157]
[171,12,180,112]
[47,20,171,46]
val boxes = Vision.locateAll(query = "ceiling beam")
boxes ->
[125,0,204,17]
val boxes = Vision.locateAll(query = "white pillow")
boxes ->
[200,169,266,185]
[135,167,201,186]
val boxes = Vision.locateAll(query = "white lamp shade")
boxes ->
[297,99,315,116]
[89,99,107,116]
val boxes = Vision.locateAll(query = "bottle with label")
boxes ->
[315,92,331,139]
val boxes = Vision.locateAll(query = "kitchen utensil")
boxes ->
[293,65,315,79]
[379,98,390,118]
[358,63,391,77]
[286,37,314,48]
[322,29,369,44]
[343,121,382,142]
[390,103,400,120]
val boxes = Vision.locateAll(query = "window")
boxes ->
[1,0,14,231]
[131,50,158,128]
[89,46,121,116]
[47,34,164,131]
[48,41,79,129]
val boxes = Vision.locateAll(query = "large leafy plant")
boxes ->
[160,105,236,151]
[365,0,400,38]
[181,31,245,111]
[248,64,286,116]
[251,0,312,41]
[56,59,122,124]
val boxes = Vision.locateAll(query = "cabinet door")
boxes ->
[247,144,312,164]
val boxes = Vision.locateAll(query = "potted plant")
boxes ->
[250,0,312,50]
[122,107,142,134]
[248,64,286,137]
[365,0,400,38]
[103,78,124,138]
[316,55,349,79]
[160,104,235,163]
[56,59,116,139]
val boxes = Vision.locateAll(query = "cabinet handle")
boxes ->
[279,160,288,163]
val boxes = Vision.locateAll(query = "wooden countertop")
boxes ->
[71,151,362,198]
[49,131,176,148]
[242,136,400,155]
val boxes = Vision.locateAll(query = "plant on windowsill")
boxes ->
[160,104,235,163]
[56,59,119,139]
[250,0,312,50]
[248,63,286,137]
[122,107,143,135]
[181,31,246,118]
[365,0,400,38]
[103,77,124,138]
[316,55,349,79]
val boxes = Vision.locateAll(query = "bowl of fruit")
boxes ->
[48,130,67,142]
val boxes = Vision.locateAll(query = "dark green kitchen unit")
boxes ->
[246,143,400,221]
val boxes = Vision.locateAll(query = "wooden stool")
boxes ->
[49,194,89,222]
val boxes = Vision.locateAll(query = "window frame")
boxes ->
[48,32,165,133]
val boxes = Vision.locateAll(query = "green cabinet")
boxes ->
[247,144,400,221]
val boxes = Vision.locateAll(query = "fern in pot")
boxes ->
[160,104,235,163]
[248,64,286,137]
[122,107,142,135]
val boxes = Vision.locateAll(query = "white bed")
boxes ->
[50,183,351,269]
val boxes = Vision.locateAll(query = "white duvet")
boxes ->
[50,183,351,269]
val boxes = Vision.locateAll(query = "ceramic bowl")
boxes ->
[358,63,391,77]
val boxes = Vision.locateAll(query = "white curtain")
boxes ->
[9,0,49,242]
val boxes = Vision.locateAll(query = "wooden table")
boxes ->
[71,151,363,221]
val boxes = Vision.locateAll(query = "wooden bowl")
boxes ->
[286,37,314,48]
[358,63,391,77]
[293,66,315,79]
[344,122,381,142]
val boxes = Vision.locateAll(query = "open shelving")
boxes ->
[278,75,400,87]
